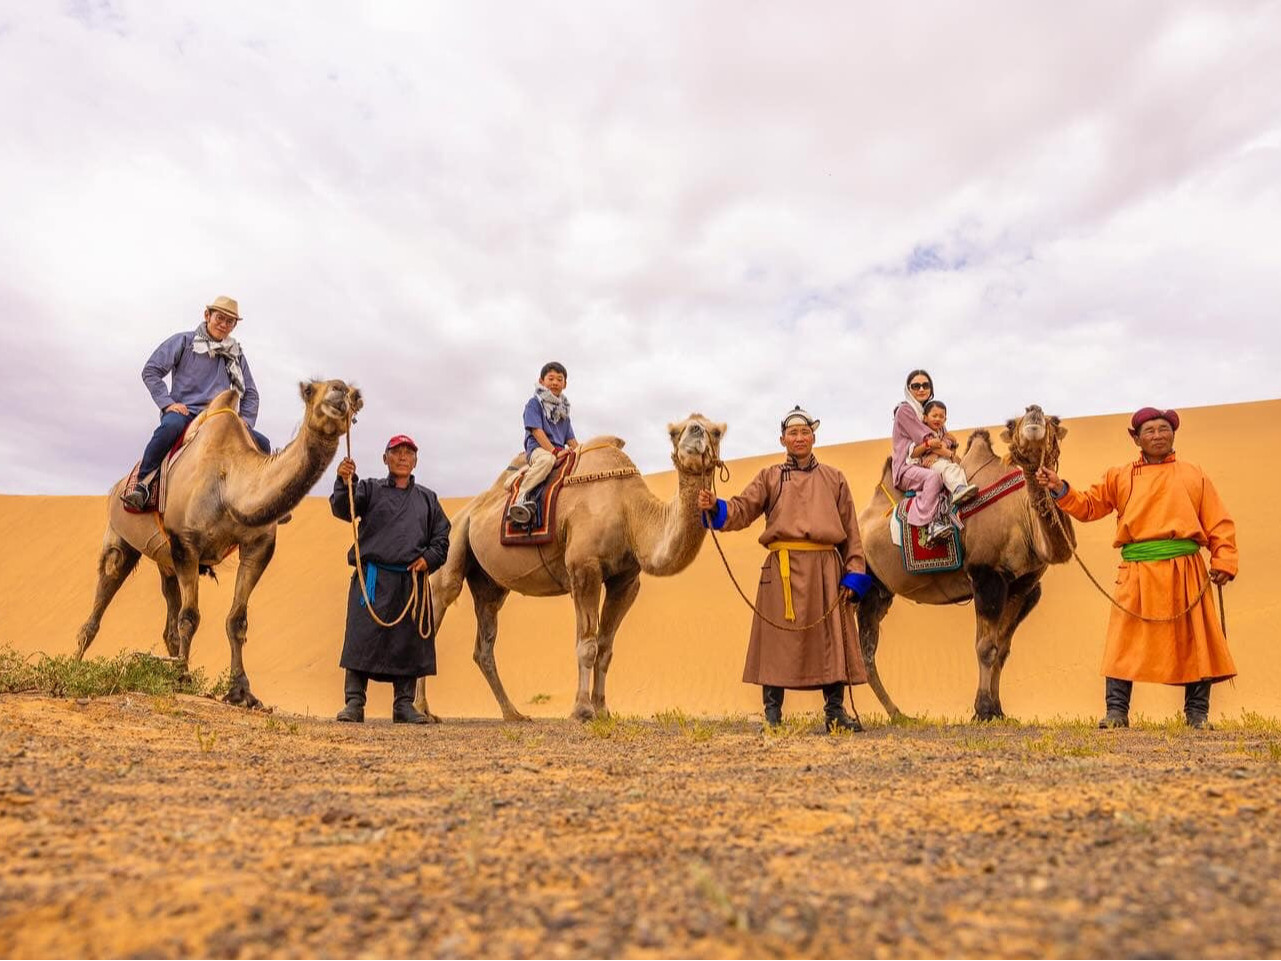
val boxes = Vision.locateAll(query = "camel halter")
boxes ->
[1032,444,1216,625]
[342,421,434,640]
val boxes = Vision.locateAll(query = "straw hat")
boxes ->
[205,295,242,320]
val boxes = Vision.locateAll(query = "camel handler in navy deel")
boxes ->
[697,406,874,732]
[331,434,451,725]
[122,295,272,510]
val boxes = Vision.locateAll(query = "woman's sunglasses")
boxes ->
[909,381,932,390]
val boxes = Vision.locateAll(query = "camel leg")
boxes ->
[988,573,1043,718]
[567,561,604,722]
[222,536,274,709]
[968,565,1009,721]
[856,577,905,720]
[168,535,203,669]
[74,532,142,660]
[466,567,526,722]
[590,571,641,719]
[160,571,182,658]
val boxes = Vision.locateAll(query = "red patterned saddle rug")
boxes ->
[499,449,579,547]
[894,470,1027,574]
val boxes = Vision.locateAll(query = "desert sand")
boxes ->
[1,400,1276,723]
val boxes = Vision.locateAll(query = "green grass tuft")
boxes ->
[0,645,216,699]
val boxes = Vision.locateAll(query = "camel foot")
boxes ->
[223,674,264,710]
[570,703,596,722]
[502,710,533,723]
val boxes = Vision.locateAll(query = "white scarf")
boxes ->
[901,383,930,418]
[192,323,246,395]
[536,385,570,424]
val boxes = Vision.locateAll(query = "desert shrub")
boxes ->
[0,645,214,699]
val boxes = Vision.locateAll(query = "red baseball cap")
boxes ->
[385,434,418,452]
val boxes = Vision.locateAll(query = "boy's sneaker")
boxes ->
[506,502,534,526]
[950,482,979,506]
[924,518,953,544]
[121,481,150,510]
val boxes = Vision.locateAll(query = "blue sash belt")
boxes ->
[360,561,410,608]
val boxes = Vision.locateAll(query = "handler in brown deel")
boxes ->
[1036,406,1238,729]
[697,406,874,731]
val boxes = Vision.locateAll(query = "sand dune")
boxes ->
[2,399,1276,722]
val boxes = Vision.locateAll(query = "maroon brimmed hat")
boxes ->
[385,434,418,452]
[1129,407,1180,436]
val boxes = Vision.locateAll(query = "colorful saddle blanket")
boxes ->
[120,409,225,515]
[893,470,1027,574]
[500,449,579,547]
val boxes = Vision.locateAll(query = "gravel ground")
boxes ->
[1,694,1278,959]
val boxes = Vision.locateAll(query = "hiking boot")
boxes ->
[393,703,430,724]
[1098,711,1129,729]
[1100,677,1132,729]
[823,683,863,733]
[1186,713,1214,730]
[506,502,534,526]
[121,481,150,510]
[335,702,364,723]
[950,482,980,506]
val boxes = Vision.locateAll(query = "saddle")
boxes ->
[499,449,579,547]
[891,470,1027,574]
[120,409,225,515]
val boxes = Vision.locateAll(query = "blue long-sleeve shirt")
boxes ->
[141,329,260,427]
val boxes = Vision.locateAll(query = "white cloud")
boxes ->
[1,1,1279,496]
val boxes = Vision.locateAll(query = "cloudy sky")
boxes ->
[2,1,1278,497]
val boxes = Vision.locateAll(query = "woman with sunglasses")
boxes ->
[892,369,954,543]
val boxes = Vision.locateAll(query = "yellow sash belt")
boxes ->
[767,541,838,621]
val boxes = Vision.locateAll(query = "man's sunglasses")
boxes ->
[909,382,932,390]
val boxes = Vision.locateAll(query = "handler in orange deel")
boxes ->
[1036,407,1237,730]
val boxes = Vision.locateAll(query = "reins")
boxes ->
[701,460,846,634]
[342,422,434,640]
[1034,447,1215,625]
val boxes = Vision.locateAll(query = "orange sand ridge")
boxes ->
[2,400,1276,722]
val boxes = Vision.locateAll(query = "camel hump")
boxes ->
[206,387,241,413]
[581,435,625,451]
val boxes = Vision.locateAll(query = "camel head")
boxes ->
[1001,404,1067,471]
[299,379,364,439]
[667,413,727,477]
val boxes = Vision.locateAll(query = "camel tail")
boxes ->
[429,503,472,619]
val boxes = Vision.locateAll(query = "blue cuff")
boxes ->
[840,571,874,600]
[1050,481,1068,500]
[700,499,728,530]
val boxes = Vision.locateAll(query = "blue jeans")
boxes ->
[139,409,270,478]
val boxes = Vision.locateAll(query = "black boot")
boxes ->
[1099,677,1132,728]
[762,685,785,730]
[392,676,429,725]
[823,683,863,733]
[336,670,367,722]
[1184,680,1212,729]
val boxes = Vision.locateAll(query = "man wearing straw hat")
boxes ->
[696,406,873,732]
[331,435,451,725]
[122,295,272,509]
[1036,407,1238,730]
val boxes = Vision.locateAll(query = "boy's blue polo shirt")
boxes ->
[523,395,575,458]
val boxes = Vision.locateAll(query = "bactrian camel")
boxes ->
[416,414,726,722]
[856,404,1074,721]
[75,380,362,707]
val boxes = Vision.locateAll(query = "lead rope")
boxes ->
[1037,448,1214,624]
[343,423,434,639]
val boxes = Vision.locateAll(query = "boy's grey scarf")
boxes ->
[536,385,570,424]
[192,323,246,395]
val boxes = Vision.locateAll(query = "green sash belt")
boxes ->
[1120,538,1200,562]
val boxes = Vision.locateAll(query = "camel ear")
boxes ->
[711,422,727,440]
[999,419,1016,445]
[667,422,682,441]
[349,387,364,415]
[300,381,316,403]
[1051,417,1068,440]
